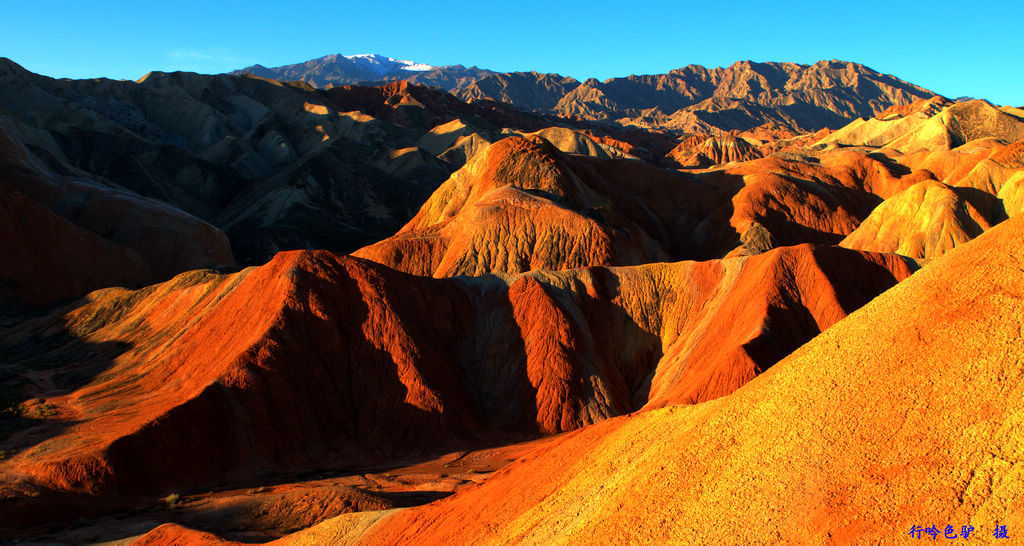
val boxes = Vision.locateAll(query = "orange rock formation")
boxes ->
[355,135,934,276]
[349,211,1024,546]
[0,242,911,525]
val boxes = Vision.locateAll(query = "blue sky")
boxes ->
[3,0,1022,105]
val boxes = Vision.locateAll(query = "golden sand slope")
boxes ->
[818,98,1024,153]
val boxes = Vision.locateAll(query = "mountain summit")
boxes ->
[235,53,436,85]
[341,53,434,74]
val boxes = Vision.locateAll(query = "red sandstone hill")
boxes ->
[0,241,912,527]
[354,134,933,276]
[356,113,1019,276]
[353,135,718,274]
[664,134,764,168]
[313,190,1024,546]
[120,202,1024,546]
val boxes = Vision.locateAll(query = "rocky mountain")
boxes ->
[235,56,935,134]
[0,58,440,271]
[233,53,490,91]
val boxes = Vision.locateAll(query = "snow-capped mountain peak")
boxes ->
[342,53,435,76]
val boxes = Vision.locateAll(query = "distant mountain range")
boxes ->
[238,53,438,84]
[232,54,936,133]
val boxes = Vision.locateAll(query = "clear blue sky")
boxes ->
[3,0,1022,105]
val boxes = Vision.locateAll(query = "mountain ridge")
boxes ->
[231,56,936,134]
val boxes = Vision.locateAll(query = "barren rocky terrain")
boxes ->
[1,56,1022,544]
